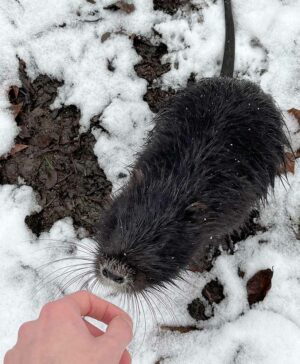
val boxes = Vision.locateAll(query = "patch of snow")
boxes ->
[1,0,300,363]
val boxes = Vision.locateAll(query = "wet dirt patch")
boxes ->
[0,60,111,235]
[133,35,175,113]
[153,0,189,15]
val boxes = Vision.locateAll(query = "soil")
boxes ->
[1,61,112,235]
[153,0,191,15]
[133,35,175,113]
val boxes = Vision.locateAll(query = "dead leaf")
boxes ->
[11,103,23,118]
[160,325,198,333]
[246,268,273,306]
[10,143,28,155]
[86,0,96,3]
[1,144,28,160]
[104,1,135,14]
[280,151,300,174]
[288,108,300,126]
[284,152,296,174]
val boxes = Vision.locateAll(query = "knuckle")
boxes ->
[40,299,75,321]
[18,322,32,338]
[77,290,90,299]
[39,301,60,318]
[4,350,13,364]
[68,290,91,306]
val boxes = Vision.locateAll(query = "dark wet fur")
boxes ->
[95,77,288,291]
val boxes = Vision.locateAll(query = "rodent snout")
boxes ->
[102,268,124,284]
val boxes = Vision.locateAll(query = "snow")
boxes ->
[157,310,300,364]
[1,0,300,363]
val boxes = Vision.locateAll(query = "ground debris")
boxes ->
[153,0,189,15]
[0,60,111,235]
[104,1,135,14]
[160,324,198,333]
[187,297,209,321]
[280,151,300,174]
[202,279,224,304]
[133,35,174,113]
[247,268,273,306]
[288,108,300,126]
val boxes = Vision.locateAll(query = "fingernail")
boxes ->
[119,315,133,330]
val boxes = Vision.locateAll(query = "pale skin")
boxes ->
[4,291,133,364]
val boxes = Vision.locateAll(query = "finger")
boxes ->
[17,320,37,339]
[65,291,131,325]
[4,349,14,364]
[120,349,132,364]
[99,315,133,352]
[83,318,104,337]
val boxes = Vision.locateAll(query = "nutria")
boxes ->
[92,0,288,294]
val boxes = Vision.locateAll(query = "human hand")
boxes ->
[4,291,133,364]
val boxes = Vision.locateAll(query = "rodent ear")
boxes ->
[184,201,208,222]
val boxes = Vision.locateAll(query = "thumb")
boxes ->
[99,315,133,357]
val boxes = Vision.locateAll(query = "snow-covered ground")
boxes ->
[1,0,300,363]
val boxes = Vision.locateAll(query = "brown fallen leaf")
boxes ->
[279,150,300,174]
[160,325,198,333]
[288,108,300,126]
[10,144,28,156]
[1,144,28,160]
[246,268,273,306]
[104,1,135,14]
[11,102,23,118]
[284,152,296,174]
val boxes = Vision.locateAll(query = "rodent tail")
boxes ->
[220,0,235,77]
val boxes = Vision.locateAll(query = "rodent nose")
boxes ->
[102,268,124,284]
